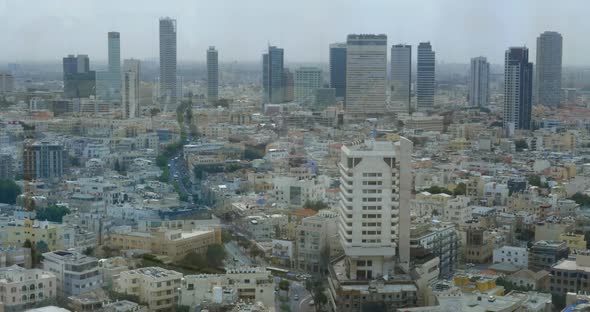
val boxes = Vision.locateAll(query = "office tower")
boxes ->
[417,42,435,110]
[159,17,177,108]
[390,44,412,112]
[504,47,533,134]
[282,68,294,102]
[62,54,96,98]
[535,31,563,107]
[262,46,284,103]
[294,67,322,102]
[23,141,64,181]
[108,32,121,96]
[329,43,347,99]
[0,73,14,93]
[338,138,412,280]
[122,59,141,119]
[0,153,14,180]
[469,56,490,107]
[207,46,219,103]
[345,34,387,116]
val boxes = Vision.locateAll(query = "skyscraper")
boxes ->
[0,73,14,93]
[282,68,294,102]
[108,32,121,96]
[329,43,347,99]
[469,56,490,107]
[262,46,284,104]
[416,42,435,110]
[535,31,563,107]
[294,67,322,102]
[159,17,177,108]
[504,47,533,134]
[345,34,387,116]
[390,44,412,112]
[338,138,412,280]
[122,59,141,119]
[207,46,219,103]
[63,54,95,98]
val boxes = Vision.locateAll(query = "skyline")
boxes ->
[1,0,587,65]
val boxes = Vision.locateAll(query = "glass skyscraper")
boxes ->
[159,17,177,109]
[329,43,347,99]
[504,47,533,133]
[416,42,435,110]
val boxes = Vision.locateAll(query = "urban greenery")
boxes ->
[36,204,70,222]
[0,179,21,204]
[305,278,328,312]
[304,200,329,211]
[570,192,590,206]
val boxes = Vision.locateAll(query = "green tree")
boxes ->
[0,180,22,204]
[514,139,528,151]
[279,279,290,291]
[205,244,226,267]
[36,204,70,222]
[570,192,590,206]
[421,185,452,195]
[305,279,328,312]
[304,200,329,211]
[453,182,467,196]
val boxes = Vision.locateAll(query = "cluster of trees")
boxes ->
[23,239,49,266]
[305,279,328,312]
[35,204,70,222]
[113,159,127,175]
[304,200,329,211]
[528,175,549,188]
[514,139,529,151]
[244,144,266,161]
[177,244,226,272]
[421,183,466,196]
[193,164,225,180]
[570,192,590,206]
[0,179,21,204]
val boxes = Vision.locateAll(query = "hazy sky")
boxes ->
[1,0,588,65]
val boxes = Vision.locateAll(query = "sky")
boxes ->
[1,0,588,65]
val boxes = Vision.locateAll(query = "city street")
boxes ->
[274,280,313,312]
[224,241,253,267]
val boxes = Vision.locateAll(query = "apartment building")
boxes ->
[528,240,569,272]
[410,221,460,276]
[549,251,590,296]
[42,250,101,298]
[0,266,56,312]
[116,267,182,311]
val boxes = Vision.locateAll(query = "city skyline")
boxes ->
[1,0,587,65]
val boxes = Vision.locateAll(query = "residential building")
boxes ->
[262,46,284,104]
[180,267,274,308]
[0,265,56,312]
[390,44,411,112]
[42,250,101,298]
[469,56,490,107]
[535,31,562,107]
[116,267,182,311]
[0,247,32,268]
[207,46,219,103]
[558,233,586,251]
[108,227,221,261]
[493,246,528,268]
[416,42,435,110]
[504,47,533,134]
[122,59,141,118]
[294,67,322,102]
[506,269,549,291]
[528,240,568,272]
[23,141,64,181]
[63,54,96,98]
[410,221,460,276]
[0,153,14,180]
[0,72,14,93]
[294,210,339,273]
[550,252,590,297]
[159,17,177,108]
[329,43,347,99]
[463,226,493,264]
[345,34,387,116]
[0,219,64,251]
[272,176,326,208]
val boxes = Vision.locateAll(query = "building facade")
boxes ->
[107,31,121,99]
[122,59,141,119]
[207,46,219,103]
[294,67,322,102]
[410,221,459,276]
[535,31,562,107]
[62,54,95,98]
[504,47,533,134]
[262,46,284,104]
[528,240,568,272]
[416,42,435,110]
[23,141,64,181]
[0,72,14,93]
[0,266,56,312]
[469,56,490,107]
[390,44,412,113]
[345,34,387,116]
[550,252,590,297]
[116,267,182,311]
[329,43,347,99]
[42,250,101,298]
[159,17,177,108]
[493,246,528,268]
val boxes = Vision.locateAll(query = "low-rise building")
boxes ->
[0,246,32,268]
[528,240,569,272]
[180,267,274,308]
[549,251,590,297]
[116,267,182,312]
[0,265,57,312]
[493,246,528,268]
[558,232,587,250]
[463,227,493,264]
[294,210,339,274]
[410,221,459,276]
[42,250,102,298]
[505,269,549,291]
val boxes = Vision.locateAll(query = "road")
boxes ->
[169,150,192,201]
[275,280,313,312]
[224,241,253,267]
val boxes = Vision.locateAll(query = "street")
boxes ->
[275,280,314,312]
[224,241,253,267]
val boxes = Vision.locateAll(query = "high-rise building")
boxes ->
[416,42,435,110]
[535,31,563,107]
[62,54,95,98]
[469,56,490,107]
[207,46,219,103]
[338,138,412,280]
[504,47,533,133]
[329,43,347,99]
[315,88,336,109]
[23,141,64,181]
[122,58,140,119]
[282,68,294,102]
[390,44,412,112]
[0,73,14,93]
[294,67,322,102]
[159,17,177,108]
[262,46,284,104]
[345,34,387,116]
[107,31,121,97]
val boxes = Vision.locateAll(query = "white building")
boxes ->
[493,246,528,268]
[294,67,322,102]
[295,210,340,273]
[441,196,472,224]
[272,176,327,208]
[122,69,139,118]
[339,138,412,279]
[345,34,387,116]
[0,265,56,312]
[42,250,101,298]
[469,56,490,107]
[116,267,182,311]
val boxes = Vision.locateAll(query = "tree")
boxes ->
[36,204,70,222]
[244,144,266,160]
[515,139,528,151]
[453,182,467,196]
[205,244,226,268]
[305,279,328,312]
[421,185,452,195]
[570,192,590,206]
[528,175,547,188]
[279,279,290,291]
[304,200,329,211]
[0,180,22,204]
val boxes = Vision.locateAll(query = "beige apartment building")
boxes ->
[116,267,182,312]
